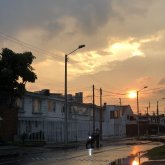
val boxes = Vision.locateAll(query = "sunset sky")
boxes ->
[0,0,165,114]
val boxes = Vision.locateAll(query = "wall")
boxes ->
[0,107,18,141]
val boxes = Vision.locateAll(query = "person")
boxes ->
[95,128,100,148]
[86,135,94,148]
[86,129,100,149]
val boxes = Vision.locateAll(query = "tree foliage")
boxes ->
[0,48,37,101]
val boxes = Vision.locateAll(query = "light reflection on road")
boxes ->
[16,142,162,165]
[88,148,93,156]
[132,160,139,165]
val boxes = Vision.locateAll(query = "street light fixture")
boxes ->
[64,44,85,144]
[137,86,148,138]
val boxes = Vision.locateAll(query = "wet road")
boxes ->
[0,142,162,165]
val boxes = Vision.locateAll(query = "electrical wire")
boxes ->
[0,31,63,61]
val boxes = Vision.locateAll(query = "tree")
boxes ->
[0,48,37,106]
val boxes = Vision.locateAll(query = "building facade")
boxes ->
[103,104,136,137]
[16,90,135,143]
[17,90,98,143]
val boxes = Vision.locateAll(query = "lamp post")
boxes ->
[156,98,165,135]
[156,100,159,135]
[64,44,85,144]
[137,86,148,138]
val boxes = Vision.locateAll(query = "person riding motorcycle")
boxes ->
[86,129,100,149]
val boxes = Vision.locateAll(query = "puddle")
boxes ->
[108,152,149,165]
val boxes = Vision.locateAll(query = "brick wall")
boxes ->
[0,107,18,142]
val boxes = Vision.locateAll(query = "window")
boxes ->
[16,98,24,112]
[61,104,65,113]
[127,115,129,120]
[32,98,41,113]
[48,101,56,112]
[110,111,115,119]
[114,111,118,118]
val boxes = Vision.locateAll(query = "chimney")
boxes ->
[40,89,50,96]
[75,92,83,103]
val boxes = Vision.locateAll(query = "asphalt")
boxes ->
[2,137,164,165]
[0,137,150,158]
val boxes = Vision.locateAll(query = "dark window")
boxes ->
[32,99,41,113]
[110,111,115,119]
[48,101,56,112]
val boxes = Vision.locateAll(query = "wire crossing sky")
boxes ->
[0,0,165,113]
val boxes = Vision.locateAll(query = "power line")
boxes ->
[0,31,63,61]
[102,90,126,96]
[141,87,165,94]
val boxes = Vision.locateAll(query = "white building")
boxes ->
[16,90,135,143]
[102,104,135,137]
[17,90,98,143]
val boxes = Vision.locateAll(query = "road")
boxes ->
[0,142,162,165]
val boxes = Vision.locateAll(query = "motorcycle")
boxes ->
[86,134,95,149]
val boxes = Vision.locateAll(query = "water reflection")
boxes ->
[132,160,139,165]
[108,155,135,165]
[88,148,93,156]
[108,152,149,165]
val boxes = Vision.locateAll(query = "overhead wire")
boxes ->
[0,31,63,61]
[1,31,165,108]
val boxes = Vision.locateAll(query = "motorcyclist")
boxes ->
[86,129,100,149]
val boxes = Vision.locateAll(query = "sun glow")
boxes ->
[132,160,139,165]
[128,90,137,99]
[109,41,144,57]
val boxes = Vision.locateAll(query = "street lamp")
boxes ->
[64,44,85,144]
[156,98,165,135]
[137,86,148,138]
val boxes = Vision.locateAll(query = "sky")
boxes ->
[0,0,165,114]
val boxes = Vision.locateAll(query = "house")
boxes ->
[15,90,136,143]
[102,104,135,137]
[17,90,99,143]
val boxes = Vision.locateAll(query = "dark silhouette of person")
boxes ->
[86,129,100,148]
[95,128,100,148]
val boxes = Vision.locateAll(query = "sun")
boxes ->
[128,90,137,99]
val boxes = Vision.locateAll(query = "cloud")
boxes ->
[159,78,165,85]
[1,0,165,53]
[1,0,165,110]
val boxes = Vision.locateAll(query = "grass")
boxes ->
[145,144,165,160]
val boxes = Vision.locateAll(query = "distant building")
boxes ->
[129,114,165,136]
[103,104,135,137]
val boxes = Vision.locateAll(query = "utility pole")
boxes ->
[64,54,68,144]
[64,45,85,145]
[157,101,159,135]
[137,91,139,138]
[146,107,148,115]
[119,98,122,106]
[137,86,148,138]
[92,84,95,133]
[100,88,102,140]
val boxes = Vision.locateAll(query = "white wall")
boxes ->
[18,93,134,143]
